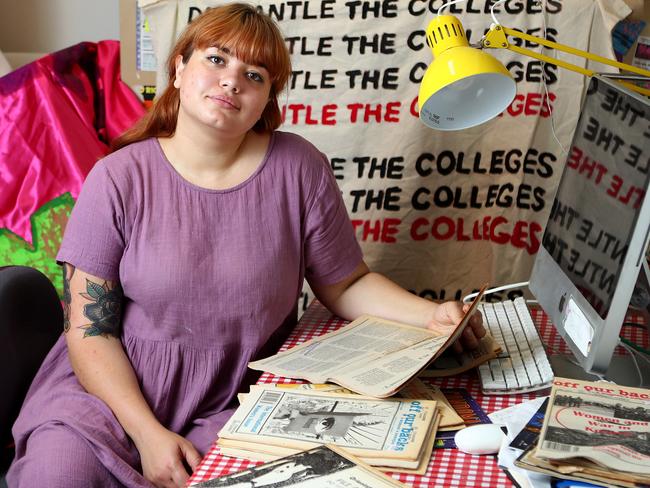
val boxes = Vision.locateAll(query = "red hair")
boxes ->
[112,3,291,151]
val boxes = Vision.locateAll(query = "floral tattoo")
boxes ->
[79,278,123,338]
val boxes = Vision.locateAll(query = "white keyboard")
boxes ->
[478,297,554,394]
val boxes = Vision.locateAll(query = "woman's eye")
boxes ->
[207,55,224,65]
[247,72,264,83]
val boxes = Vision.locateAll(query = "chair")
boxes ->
[0,266,63,474]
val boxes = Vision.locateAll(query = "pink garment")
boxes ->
[0,40,145,244]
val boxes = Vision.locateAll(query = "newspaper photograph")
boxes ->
[219,386,436,460]
[537,377,650,475]
[193,444,405,487]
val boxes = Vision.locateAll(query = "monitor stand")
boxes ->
[549,259,650,388]
[549,354,650,388]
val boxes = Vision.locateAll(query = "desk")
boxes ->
[187,301,649,487]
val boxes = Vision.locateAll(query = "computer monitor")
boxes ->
[529,75,650,383]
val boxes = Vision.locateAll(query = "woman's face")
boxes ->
[174,46,272,135]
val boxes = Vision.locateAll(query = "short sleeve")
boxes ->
[303,155,363,286]
[56,161,125,280]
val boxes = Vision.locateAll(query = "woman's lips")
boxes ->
[208,95,239,110]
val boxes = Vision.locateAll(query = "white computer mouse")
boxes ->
[454,423,506,455]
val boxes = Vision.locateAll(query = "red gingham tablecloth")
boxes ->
[187,301,649,487]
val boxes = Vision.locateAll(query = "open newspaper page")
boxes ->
[193,444,405,487]
[248,287,486,398]
[536,378,650,476]
[248,316,438,396]
[219,386,436,462]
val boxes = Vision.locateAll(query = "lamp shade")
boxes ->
[418,15,516,131]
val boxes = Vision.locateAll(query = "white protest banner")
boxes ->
[140,0,629,309]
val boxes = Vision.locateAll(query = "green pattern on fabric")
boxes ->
[0,193,75,298]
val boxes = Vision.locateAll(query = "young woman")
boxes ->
[7,4,484,487]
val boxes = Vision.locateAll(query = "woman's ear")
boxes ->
[173,55,185,89]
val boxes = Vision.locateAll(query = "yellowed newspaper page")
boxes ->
[332,334,449,397]
[217,438,297,457]
[536,377,650,475]
[218,412,440,471]
[218,386,436,461]
[217,445,278,463]
[398,378,464,430]
[370,411,441,475]
[248,315,437,386]
[514,448,641,488]
[248,287,486,398]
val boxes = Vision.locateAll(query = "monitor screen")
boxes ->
[541,77,650,319]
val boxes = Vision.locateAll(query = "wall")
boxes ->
[0,0,119,68]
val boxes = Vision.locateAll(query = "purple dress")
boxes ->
[8,132,362,487]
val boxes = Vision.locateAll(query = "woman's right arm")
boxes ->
[62,263,201,487]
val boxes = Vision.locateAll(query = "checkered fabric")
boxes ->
[188,301,649,487]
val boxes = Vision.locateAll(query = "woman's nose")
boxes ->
[220,76,239,94]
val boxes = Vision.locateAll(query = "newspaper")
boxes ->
[273,383,354,395]
[248,287,487,398]
[515,447,642,488]
[536,377,650,476]
[397,378,464,431]
[218,386,437,462]
[418,334,500,378]
[192,444,405,487]
[237,384,354,409]
[218,411,441,473]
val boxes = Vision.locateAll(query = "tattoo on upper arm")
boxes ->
[62,263,75,333]
[62,262,123,338]
[79,278,123,339]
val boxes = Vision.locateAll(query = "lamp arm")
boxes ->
[483,25,650,97]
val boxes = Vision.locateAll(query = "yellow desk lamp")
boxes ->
[419,13,650,131]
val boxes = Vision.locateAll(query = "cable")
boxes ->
[438,0,466,16]
[489,0,507,26]
[462,281,530,303]
[619,337,650,357]
[618,340,644,387]
[484,0,568,154]
[539,0,569,155]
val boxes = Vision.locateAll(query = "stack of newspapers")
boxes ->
[217,384,442,474]
[515,377,650,488]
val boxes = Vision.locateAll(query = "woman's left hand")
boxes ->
[426,301,486,354]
